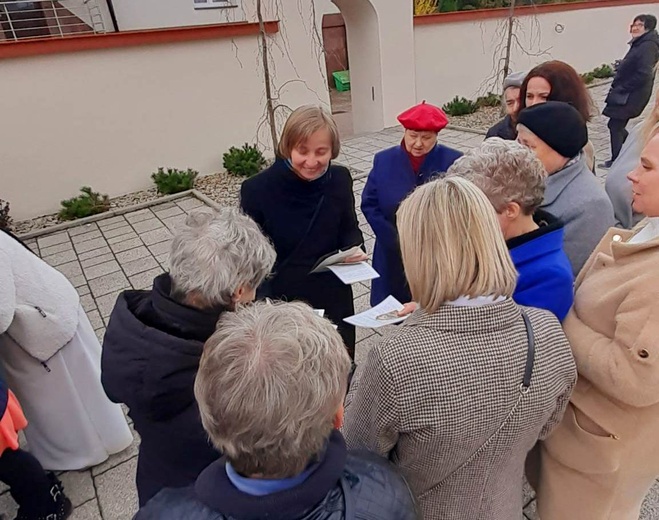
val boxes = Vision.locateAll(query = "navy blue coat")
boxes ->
[508,211,574,322]
[101,274,223,506]
[361,144,462,306]
[136,431,419,520]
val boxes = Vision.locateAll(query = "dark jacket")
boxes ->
[240,160,363,354]
[361,144,462,306]
[0,374,7,419]
[135,430,419,520]
[101,274,222,506]
[604,30,659,120]
[486,115,517,140]
[507,210,574,321]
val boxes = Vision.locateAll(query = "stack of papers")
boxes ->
[344,296,409,328]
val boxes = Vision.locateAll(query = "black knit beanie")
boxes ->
[517,101,588,159]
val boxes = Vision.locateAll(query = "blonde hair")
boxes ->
[397,177,517,313]
[277,105,340,159]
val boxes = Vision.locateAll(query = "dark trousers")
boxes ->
[0,448,53,516]
[608,117,630,161]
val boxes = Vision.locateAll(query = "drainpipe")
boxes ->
[105,0,119,31]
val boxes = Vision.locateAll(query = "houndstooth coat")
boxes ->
[342,299,576,520]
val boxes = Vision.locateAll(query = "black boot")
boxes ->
[14,473,72,520]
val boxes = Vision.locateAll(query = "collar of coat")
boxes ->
[194,429,347,520]
[404,298,522,334]
[599,222,659,261]
[543,153,587,206]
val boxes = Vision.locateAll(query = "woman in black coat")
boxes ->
[603,14,659,166]
[241,106,365,358]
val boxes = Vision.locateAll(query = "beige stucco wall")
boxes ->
[415,3,656,105]
[1,8,330,220]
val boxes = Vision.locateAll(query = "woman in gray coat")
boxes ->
[517,101,616,275]
[342,177,576,519]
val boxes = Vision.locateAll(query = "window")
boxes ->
[193,0,233,9]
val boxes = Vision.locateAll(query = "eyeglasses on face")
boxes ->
[631,22,646,29]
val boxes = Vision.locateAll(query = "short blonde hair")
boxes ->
[277,105,340,159]
[194,300,351,478]
[447,138,545,215]
[397,177,517,313]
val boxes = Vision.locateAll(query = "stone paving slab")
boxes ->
[5,83,659,519]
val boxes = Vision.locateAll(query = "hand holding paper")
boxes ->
[343,296,409,328]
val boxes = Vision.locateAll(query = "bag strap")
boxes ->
[277,194,326,273]
[520,311,535,393]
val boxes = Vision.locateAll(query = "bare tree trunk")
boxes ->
[502,0,516,81]
[256,0,278,152]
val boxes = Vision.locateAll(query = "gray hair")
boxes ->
[168,208,275,308]
[447,137,545,215]
[194,300,351,478]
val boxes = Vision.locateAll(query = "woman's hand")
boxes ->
[343,252,369,264]
[397,302,418,317]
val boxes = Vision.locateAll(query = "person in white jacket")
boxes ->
[0,229,132,470]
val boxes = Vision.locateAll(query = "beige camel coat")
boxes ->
[536,226,659,520]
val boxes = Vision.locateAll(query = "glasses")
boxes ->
[631,22,646,29]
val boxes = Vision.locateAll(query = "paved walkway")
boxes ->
[3,83,659,520]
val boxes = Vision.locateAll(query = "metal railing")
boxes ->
[0,0,107,41]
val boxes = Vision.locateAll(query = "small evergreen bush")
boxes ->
[223,143,266,178]
[476,92,500,108]
[0,199,12,231]
[592,63,615,79]
[580,72,596,85]
[151,167,198,195]
[59,186,110,221]
[442,96,479,116]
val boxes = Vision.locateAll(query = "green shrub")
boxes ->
[0,199,12,231]
[59,186,110,221]
[442,96,479,116]
[581,72,596,85]
[151,167,198,195]
[223,143,266,178]
[476,92,500,108]
[592,63,615,79]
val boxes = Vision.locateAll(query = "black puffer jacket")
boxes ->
[604,30,659,120]
[101,274,223,507]
[135,431,419,520]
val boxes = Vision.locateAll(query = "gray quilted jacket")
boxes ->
[343,299,577,520]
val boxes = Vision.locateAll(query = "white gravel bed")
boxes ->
[13,172,244,235]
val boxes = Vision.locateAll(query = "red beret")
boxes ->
[397,101,448,132]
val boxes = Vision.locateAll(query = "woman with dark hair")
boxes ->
[602,14,659,168]
[518,60,597,171]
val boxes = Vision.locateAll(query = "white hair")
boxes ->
[194,300,351,478]
[168,208,275,308]
[447,137,545,215]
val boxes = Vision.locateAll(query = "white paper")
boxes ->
[327,262,380,285]
[310,246,363,274]
[343,296,408,328]
[313,309,325,317]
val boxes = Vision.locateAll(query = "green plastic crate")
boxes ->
[333,70,351,92]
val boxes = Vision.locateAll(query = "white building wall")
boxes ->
[414,3,657,106]
[0,3,331,220]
